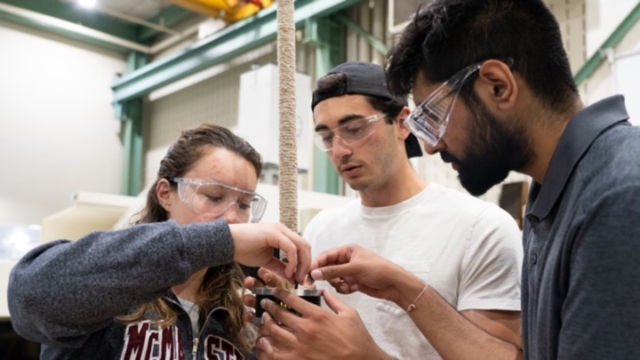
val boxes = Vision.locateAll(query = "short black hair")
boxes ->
[386,0,578,113]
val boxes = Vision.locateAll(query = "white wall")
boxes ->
[585,0,638,57]
[581,0,640,123]
[145,40,316,190]
[0,20,128,226]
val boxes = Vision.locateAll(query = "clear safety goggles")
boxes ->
[313,113,386,151]
[169,177,267,223]
[406,63,482,146]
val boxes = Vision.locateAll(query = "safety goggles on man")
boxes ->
[168,177,267,223]
[313,113,386,151]
[406,62,483,146]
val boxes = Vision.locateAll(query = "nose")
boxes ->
[220,203,242,224]
[330,136,353,159]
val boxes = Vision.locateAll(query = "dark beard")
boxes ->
[444,95,534,196]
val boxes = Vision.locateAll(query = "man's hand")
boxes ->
[242,268,291,322]
[256,288,391,360]
[310,244,412,305]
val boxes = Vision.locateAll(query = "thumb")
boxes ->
[322,288,351,314]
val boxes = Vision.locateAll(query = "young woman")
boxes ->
[8,124,310,359]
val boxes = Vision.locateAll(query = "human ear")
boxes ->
[156,178,172,210]
[476,59,518,111]
[396,107,412,141]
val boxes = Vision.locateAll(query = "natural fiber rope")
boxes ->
[277,0,298,240]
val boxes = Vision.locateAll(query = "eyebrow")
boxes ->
[314,114,368,132]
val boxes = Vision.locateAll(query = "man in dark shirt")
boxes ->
[380,0,640,359]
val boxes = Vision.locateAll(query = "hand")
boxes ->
[310,244,415,304]
[256,288,391,360]
[244,268,292,293]
[242,268,290,322]
[229,223,311,284]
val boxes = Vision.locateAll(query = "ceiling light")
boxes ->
[77,0,97,9]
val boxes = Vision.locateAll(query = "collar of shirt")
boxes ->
[527,95,630,222]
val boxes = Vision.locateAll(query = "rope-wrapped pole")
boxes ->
[277,0,298,240]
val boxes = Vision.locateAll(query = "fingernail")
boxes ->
[260,299,268,307]
[350,284,358,292]
[310,269,322,280]
[263,313,271,321]
[258,337,272,352]
[339,283,349,293]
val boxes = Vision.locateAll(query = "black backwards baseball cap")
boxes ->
[311,61,423,158]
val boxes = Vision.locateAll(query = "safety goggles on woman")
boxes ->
[168,177,267,223]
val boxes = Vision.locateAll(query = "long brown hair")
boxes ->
[118,124,262,354]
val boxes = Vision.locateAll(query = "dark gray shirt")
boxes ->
[522,95,640,360]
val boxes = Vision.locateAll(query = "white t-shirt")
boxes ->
[304,183,523,360]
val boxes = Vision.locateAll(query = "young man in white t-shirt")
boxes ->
[256,62,523,359]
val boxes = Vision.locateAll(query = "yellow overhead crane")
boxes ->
[170,0,274,23]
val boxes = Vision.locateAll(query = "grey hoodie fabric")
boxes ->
[8,219,254,359]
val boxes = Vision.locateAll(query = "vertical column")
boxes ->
[306,17,344,195]
[119,51,147,196]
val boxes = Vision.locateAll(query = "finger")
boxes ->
[321,278,352,295]
[310,263,355,282]
[258,268,274,284]
[259,313,273,337]
[293,237,312,285]
[260,257,292,284]
[337,282,351,294]
[278,225,299,281]
[266,230,297,281]
[256,337,274,359]
[243,311,254,323]
[311,245,355,270]
[304,271,315,286]
[322,288,351,314]
[279,225,312,284]
[245,276,265,290]
[243,293,256,308]
[270,288,321,322]
[261,312,298,348]
[301,275,316,289]
[258,268,288,288]
[261,296,300,329]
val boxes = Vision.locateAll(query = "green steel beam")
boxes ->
[574,2,640,86]
[0,1,149,53]
[0,0,138,41]
[121,52,147,196]
[336,14,388,56]
[137,6,193,42]
[306,17,344,195]
[112,0,365,105]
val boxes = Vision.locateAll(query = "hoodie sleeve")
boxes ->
[7,219,234,347]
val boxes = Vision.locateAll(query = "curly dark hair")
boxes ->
[386,0,578,113]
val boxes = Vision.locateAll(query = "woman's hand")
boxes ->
[229,223,311,285]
